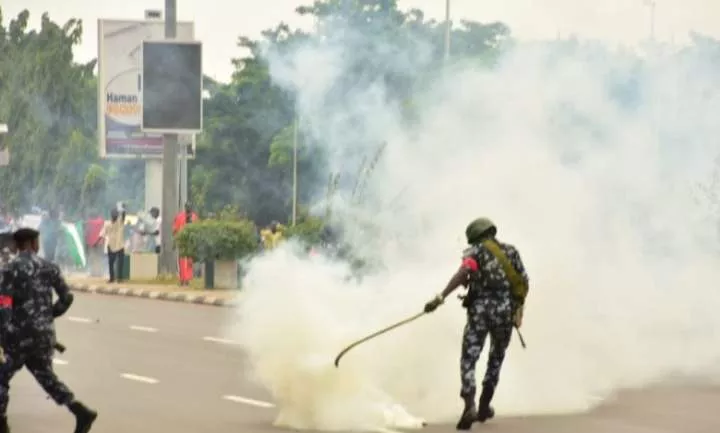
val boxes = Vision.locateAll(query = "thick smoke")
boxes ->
[227,20,720,431]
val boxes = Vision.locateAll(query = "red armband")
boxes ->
[0,295,12,307]
[461,257,479,272]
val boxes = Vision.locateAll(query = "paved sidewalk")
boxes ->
[68,277,240,307]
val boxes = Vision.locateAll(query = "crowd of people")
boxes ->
[0,201,317,287]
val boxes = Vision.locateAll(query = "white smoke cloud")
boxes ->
[226,23,720,431]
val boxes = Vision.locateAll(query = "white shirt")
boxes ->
[144,216,161,251]
[101,220,125,252]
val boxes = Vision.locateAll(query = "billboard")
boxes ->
[97,19,196,158]
[141,41,203,133]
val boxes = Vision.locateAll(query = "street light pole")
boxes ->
[643,0,656,42]
[291,115,298,226]
[159,0,179,275]
[443,0,451,63]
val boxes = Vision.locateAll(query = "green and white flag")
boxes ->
[61,222,86,268]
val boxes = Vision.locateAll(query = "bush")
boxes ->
[284,215,325,245]
[176,219,258,262]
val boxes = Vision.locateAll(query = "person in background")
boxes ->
[260,221,285,250]
[84,211,105,278]
[173,203,198,285]
[97,207,126,283]
[141,207,161,254]
[128,216,145,253]
[38,209,61,262]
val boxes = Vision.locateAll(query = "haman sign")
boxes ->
[97,19,196,158]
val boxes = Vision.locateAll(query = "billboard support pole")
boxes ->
[159,0,179,276]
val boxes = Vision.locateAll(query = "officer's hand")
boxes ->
[52,293,74,318]
[0,347,6,364]
[424,294,444,314]
[513,305,524,328]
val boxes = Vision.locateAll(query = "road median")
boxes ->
[68,277,240,307]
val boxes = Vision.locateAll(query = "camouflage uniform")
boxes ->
[0,252,75,414]
[460,241,528,402]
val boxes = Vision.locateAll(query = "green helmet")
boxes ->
[465,217,496,244]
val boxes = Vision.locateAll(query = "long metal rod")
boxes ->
[334,311,426,368]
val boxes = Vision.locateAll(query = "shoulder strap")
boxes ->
[481,239,528,304]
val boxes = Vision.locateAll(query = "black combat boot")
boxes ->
[476,385,495,423]
[455,395,477,430]
[68,401,97,433]
[0,415,9,433]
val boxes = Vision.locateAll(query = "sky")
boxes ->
[3,0,720,83]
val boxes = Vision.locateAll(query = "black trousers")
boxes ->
[107,248,125,282]
[0,344,75,414]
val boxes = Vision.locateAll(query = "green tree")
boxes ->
[189,25,319,225]
[190,0,512,228]
[0,9,97,212]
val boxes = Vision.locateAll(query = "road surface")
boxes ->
[8,293,720,433]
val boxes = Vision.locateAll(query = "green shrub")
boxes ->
[176,219,258,261]
[284,215,325,245]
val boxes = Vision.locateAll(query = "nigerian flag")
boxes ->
[62,222,86,268]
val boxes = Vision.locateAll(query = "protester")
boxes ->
[98,207,126,283]
[141,207,161,254]
[173,203,198,285]
[38,209,61,262]
[84,211,105,277]
[260,221,285,250]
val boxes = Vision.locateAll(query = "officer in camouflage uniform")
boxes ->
[424,218,529,430]
[0,228,97,433]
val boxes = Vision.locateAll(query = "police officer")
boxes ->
[0,228,97,433]
[423,218,529,430]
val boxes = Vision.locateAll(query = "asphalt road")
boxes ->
[7,293,720,433]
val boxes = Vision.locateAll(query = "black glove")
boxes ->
[424,294,444,313]
[52,293,74,318]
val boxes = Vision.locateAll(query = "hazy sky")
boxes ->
[3,0,719,82]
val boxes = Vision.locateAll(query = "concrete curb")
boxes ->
[69,284,238,308]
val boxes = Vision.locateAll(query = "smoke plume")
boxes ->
[227,20,720,431]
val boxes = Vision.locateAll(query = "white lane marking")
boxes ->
[203,336,237,345]
[222,395,275,408]
[53,359,68,365]
[129,325,158,333]
[67,316,92,323]
[121,373,159,384]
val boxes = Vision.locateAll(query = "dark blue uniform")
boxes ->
[0,252,74,414]
[459,241,528,400]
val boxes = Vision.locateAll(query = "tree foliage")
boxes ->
[188,0,511,226]
[0,9,97,213]
[0,3,511,221]
[0,8,146,217]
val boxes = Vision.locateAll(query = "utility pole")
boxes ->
[159,0,179,275]
[179,138,188,208]
[443,0,451,63]
[643,0,656,42]
[291,115,298,226]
